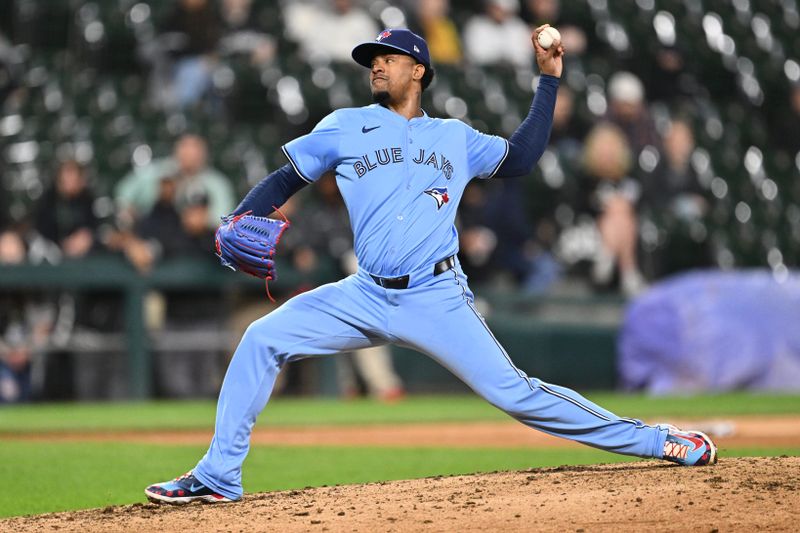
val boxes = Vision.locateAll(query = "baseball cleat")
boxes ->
[661,426,718,466]
[144,472,236,504]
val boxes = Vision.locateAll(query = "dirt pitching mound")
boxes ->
[5,456,797,532]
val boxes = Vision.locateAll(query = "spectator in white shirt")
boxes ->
[284,0,379,63]
[463,0,533,68]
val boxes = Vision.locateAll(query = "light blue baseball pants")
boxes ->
[194,264,668,499]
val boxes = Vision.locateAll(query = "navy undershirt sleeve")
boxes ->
[231,164,309,217]
[495,74,560,178]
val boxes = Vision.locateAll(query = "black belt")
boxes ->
[370,255,456,290]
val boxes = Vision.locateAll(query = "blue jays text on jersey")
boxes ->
[351,146,456,180]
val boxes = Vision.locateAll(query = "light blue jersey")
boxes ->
[283,105,508,279]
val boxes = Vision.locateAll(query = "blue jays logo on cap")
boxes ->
[424,187,449,210]
[352,28,431,68]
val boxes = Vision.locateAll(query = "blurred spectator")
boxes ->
[1,190,64,402]
[605,71,661,157]
[114,134,235,231]
[458,182,498,284]
[489,178,562,294]
[463,0,533,68]
[646,118,708,220]
[157,0,222,110]
[219,0,277,67]
[31,161,123,400]
[0,294,54,403]
[120,173,214,274]
[0,28,21,106]
[0,188,25,264]
[410,0,463,66]
[284,0,378,64]
[0,210,26,265]
[282,173,353,277]
[337,345,405,402]
[520,0,587,55]
[642,45,693,104]
[0,229,25,265]
[579,122,646,297]
[34,160,98,260]
[641,118,712,277]
[549,84,589,165]
[459,179,561,293]
[123,174,222,398]
[216,0,281,124]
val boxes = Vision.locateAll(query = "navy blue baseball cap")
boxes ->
[352,29,431,69]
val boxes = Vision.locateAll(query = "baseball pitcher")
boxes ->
[145,25,716,504]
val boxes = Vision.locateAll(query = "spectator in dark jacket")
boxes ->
[159,0,222,109]
[120,173,213,273]
[35,160,98,259]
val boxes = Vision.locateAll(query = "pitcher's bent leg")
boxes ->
[193,282,383,499]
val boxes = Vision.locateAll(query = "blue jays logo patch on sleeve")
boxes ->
[424,187,449,210]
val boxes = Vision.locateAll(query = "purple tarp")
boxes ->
[618,269,800,393]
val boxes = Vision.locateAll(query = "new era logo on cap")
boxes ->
[352,28,431,69]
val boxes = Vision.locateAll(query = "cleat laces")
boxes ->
[664,441,689,460]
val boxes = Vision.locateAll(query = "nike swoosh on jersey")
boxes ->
[361,125,381,133]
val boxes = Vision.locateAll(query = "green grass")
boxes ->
[1,392,798,518]
[1,441,796,518]
[2,392,799,433]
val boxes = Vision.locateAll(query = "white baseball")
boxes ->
[537,26,561,50]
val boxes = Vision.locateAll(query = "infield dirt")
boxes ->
[4,456,798,532]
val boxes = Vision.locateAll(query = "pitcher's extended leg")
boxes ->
[393,272,667,458]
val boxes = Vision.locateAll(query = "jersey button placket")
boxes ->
[406,124,413,190]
